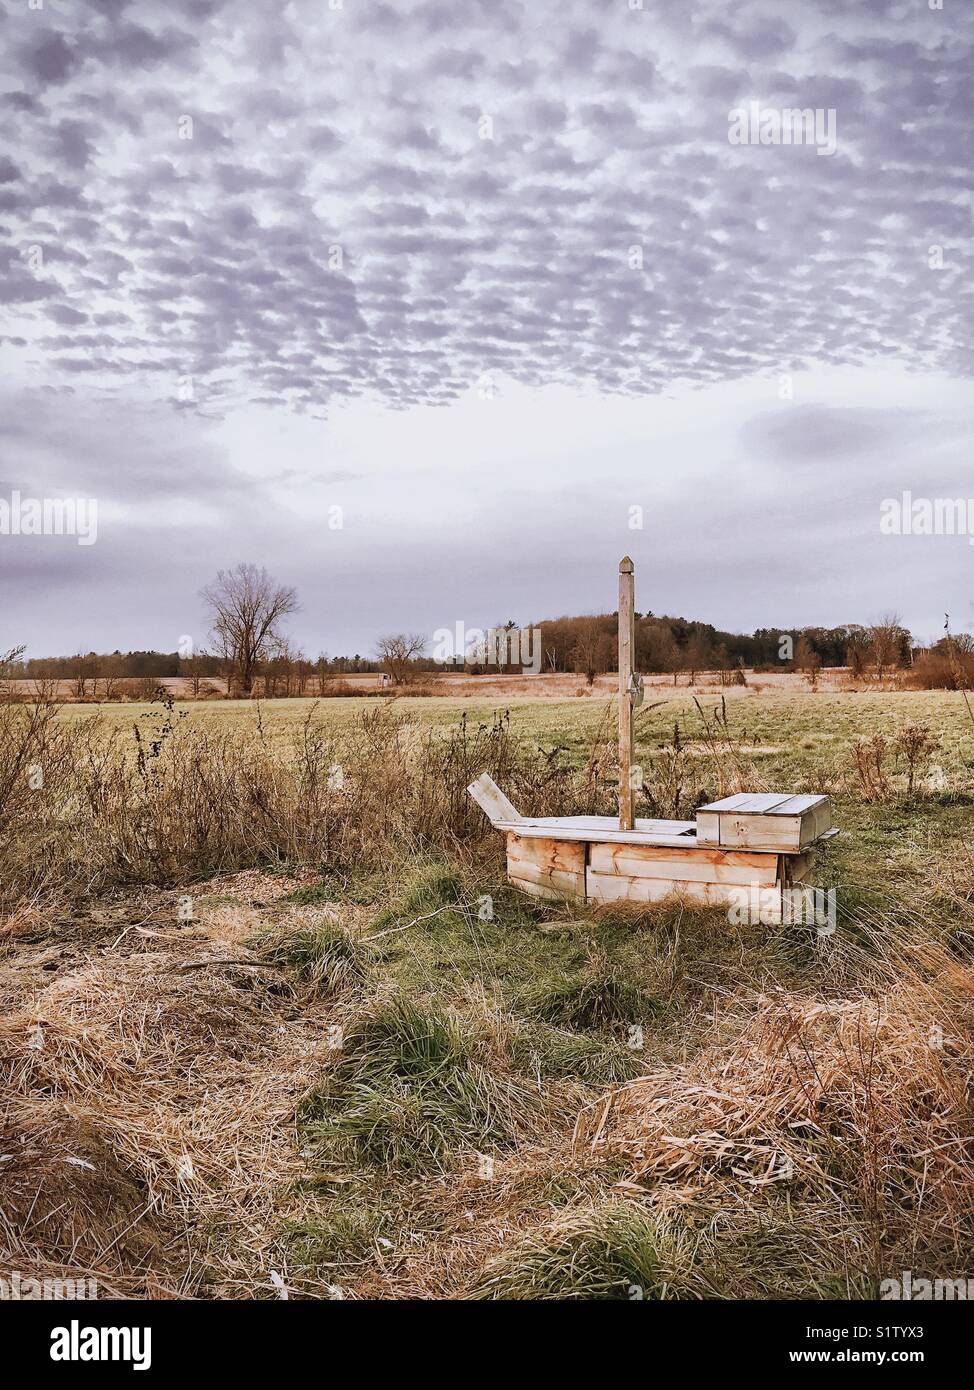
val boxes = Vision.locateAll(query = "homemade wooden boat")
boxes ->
[468,559,836,918]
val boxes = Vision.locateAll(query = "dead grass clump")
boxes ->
[21,953,288,1070]
[585,968,974,1288]
[0,945,346,1297]
[0,701,81,904]
[1,692,783,922]
[0,701,614,914]
[0,1099,171,1291]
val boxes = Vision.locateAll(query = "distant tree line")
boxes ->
[4,613,920,692]
[7,648,398,696]
[534,612,915,684]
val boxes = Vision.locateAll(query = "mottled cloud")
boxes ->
[1,0,970,413]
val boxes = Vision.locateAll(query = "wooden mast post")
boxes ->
[618,556,635,831]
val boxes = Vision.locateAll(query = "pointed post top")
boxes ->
[619,556,634,574]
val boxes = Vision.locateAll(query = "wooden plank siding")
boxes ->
[506,832,586,900]
[508,877,566,902]
[585,870,784,916]
[588,841,780,886]
[482,792,832,912]
[506,830,791,910]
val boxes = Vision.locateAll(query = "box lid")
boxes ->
[700,793,827,815]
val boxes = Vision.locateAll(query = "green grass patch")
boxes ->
[469,1202,695,1300]
[517,964,661,1031]
[252,921,367,995]
[366,863,466,934]
[281,1203,389,1272]
[508,1020,642,1085]
[299,996,540,1172]
[284,883,338,906]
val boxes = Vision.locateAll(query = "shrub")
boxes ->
[904,646,974,691]
[851,734,891,800]
[894,722,937,797]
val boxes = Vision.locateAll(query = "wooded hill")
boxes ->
[530,613,914,680]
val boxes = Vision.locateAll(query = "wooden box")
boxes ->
[695,794,831,853]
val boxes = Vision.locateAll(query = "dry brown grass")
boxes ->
[0,882,369,1298]
[576,921,974,1294]
[0,698,625,918]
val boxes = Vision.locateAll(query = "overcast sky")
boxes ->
[1,0,972,658]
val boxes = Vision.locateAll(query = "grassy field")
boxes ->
[2,688,974,1299]
[57,684,974,760]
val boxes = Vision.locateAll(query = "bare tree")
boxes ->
[263,637,305,697]
[845,625,870,680]
[641,625,679,681]
[295,654,313,697]
[869,612,907,685]
[100,653,124,701]
[183,647,209,698]
[376,633,425,686]
[794,635,822,689]
[31,675,59,702]
[201,563,299,696]
[314,653,331,696]
[684,633,711,685]
[71,651,93,700]
[572,617,609,686]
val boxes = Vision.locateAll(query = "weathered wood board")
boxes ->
[508,877,565,902]
[588,841,780,886]
[506,832,586,900]
[782,851,813,885]
[468,772,523,826]
[586,868,773,908]
[495,815,700,849]
[585,872,788,921]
